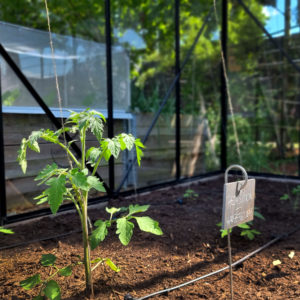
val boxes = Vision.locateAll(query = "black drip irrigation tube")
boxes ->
[124,225,300,300]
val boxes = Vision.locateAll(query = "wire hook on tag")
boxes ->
[225,164,248,196]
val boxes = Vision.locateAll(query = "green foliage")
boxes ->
[131,85,175,115]
[44,280,61,300]
[20,274,41,291]
[280,185,300,210]
[18,109,145,214]
[183,189,198,201]
[44,176,66,214]
[58,266,72,277]
[40,254,57,266]
[0,227,14,234]
[18,109,161,297]
[91,204,163,248]
[3,89,20,106]
[134,216,163,235]
[90,220,109,250]
[217,207,265,241]
[116,218,135,246]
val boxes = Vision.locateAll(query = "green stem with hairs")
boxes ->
[81,191,94,297]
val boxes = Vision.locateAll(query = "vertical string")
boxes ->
[44,0,73,169]
[213,0,242,164]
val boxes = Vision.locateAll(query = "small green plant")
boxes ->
[0,226,14,234]
[18,109,163,298]
[217,208,265,240]
[280,185,300,210]
[183,189,198,201]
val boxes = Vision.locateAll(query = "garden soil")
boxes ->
[0,176,299,299]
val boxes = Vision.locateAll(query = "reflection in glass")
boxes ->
[111,0,176,190]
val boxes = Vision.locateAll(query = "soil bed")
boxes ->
[0,176,300,299]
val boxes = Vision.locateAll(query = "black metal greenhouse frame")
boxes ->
[0,0,299,225]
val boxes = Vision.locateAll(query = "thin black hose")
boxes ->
[127,225,300,300]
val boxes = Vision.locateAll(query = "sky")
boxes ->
[263,0,300,36]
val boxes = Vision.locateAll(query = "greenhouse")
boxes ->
[0,0,299,299]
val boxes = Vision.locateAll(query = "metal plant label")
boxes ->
[222,179,255,230]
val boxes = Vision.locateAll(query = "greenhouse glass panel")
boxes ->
[111,0,176,190]
[180,1,221,177]
[0,21,131,114]
[227,1,299,176]
[1,58,109,215]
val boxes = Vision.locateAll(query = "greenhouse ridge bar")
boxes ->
[0,0,299,224]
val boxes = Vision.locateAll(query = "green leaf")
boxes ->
[35,163,58,181]
[135,139,145,166]
[45,176,66,214]
[116,218,134,246]
[237,223,250,229]
[86,147,101,164]
[106,207,121,217]
[36,197,48,205]
[17,138,28,174]
[59,266,72,277]
[292,186,300,194]
[40,254,57,266]
[118,133,135,151]
[87,176,106,192]
[251,229,261,235]
[70,170,89,191]
[221,229,228,238]
[20,274,41,290]
[91,257,103,264]
[134,216,163,235]
[101,138,121,160]
[89,116,104,142]
[43,280,61,300]
[216,222,222,228]
[28,130,43,152]
[90,110,106,121]
[220,228,232,238]
[33,296,43,300]
[128,204,150,215]
[254,211,265,220]
[241,230,254,240]
[105,258,120,272]
[0,227,14,234]
[90,220,108,250]
[40,129,59,144]
[280,194,289,201]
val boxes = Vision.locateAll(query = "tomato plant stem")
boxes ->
[82,192,94,298]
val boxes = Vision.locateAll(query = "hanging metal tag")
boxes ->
[222,165,255,230]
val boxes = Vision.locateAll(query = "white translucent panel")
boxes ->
[0,21,130,111]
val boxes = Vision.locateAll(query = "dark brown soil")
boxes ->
[0,176,300,299]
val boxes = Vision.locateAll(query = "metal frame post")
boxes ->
[175,0,181,180]
[0,66,7,225]
[221,0,228,171]
[105,0,115,194]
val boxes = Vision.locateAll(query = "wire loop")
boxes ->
[225,164,248,191]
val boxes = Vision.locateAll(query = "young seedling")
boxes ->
[217,208,265,240]
[183,189,198,201]
[280,185,300,211]
[18,109,163,299]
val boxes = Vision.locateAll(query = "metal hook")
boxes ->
[225,164,248,193]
